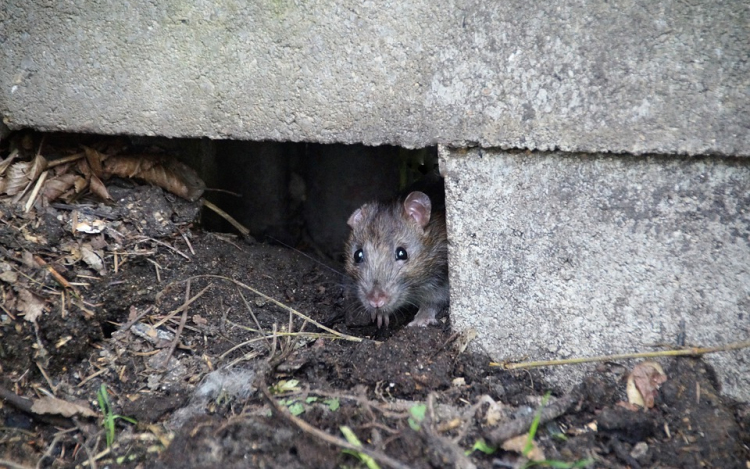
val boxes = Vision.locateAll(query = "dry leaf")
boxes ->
[4,154,49,198]
[74,218,107,234]
[31,396,97,418]
[0,270,18,284]
[5,160,33,196]
[192,315,208,326]
[17,288,45,323]
[77,158,92,178]
[103,155,205,201]
[21,250,36,268]
[455,328,477,354]
[83,146,106,177]
[80,244,105,274]
[73,175,88,193]
[0,149,18,176]
[42,173,78,203]
[501,434,545,462]
[88,173,112,200]
[627,361,667,409]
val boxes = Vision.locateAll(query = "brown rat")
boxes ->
[345,191,448,328]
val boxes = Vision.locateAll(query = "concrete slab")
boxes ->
[1,1,748,155]
[440,146,750,401]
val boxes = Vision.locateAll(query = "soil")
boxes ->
[1,143,749,468]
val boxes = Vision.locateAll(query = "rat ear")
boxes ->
[403,192,431,228]
[347,207,365,228]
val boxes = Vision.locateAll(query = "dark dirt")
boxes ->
[1,141,749,469]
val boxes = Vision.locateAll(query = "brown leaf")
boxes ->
[42,173,78,203]
[5,161,32,196]
[89,173,112,200]
[31,396,97,418]
[501,434,545,462]
[17,288,45,323]
[0,149,18,176]
[5,154,49,197]
[28,154,49,180]
[627,361,667,409]
[103,155,205,201]
[0,269,18,284]
[83,146,106,178]
[73,175,88,193]
[77,158,92,177]
[80,244,105,275]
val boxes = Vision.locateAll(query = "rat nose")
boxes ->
[367,287,389,309]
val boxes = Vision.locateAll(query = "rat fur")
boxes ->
[345,191,448,328]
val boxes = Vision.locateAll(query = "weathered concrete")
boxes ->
[1,1,748,155]
[440,146,750,401]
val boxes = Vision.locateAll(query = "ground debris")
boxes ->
[0,132,748,469]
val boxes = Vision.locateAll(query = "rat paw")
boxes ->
[407,316,437,327]
[408,308,438,327]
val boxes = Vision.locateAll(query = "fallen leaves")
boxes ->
[17,288,46,323]
[626,361,668,409]
[31,395,98,418]
[0,138,205,211]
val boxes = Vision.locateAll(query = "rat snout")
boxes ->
[366,286,389,309]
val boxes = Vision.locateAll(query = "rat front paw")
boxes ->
[407,308,438,327]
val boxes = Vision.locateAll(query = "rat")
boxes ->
[345,190,449,328]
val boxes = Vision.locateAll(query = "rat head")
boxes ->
[345,191,433,326]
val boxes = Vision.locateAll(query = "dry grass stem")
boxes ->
[190,275,363,343]
[202,199,250,237]
[496,340,750,370]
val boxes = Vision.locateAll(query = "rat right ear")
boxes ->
[347,207,365,228]
[403,192,432,228]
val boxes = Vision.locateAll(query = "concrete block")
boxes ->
[440,146,750,401]
[1,1,748,155]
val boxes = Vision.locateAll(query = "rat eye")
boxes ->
[395,247,408,261]
[353,249,364,264]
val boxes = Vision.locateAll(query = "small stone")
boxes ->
[630,441,648,461]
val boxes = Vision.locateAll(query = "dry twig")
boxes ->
[484,392,578,445]
[259,379,413,469]
[496,340,750,370]
[162,280,192,370]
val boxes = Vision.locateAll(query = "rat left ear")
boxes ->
[347,205,367,228]
[403,192,431,228]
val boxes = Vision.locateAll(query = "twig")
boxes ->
[484,392,578,445]
[180,230,195,255]
[24,170,48,213]
[238,289,271,350]
[151,284,211,328]
[259,379,413,469]
[162,280,191,370]
[36,429,76,469]
[0,385,73,428]
[119,305,155,332]
[189,275,363,343]
[138,236,191,260]
[73,418,98,469]
[496,340,750,370]
[423,393,477,469]
[202,199,250,237]
[34,255,76,291]
[47,152,85,168]
[0,458,35,469]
